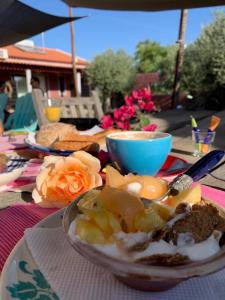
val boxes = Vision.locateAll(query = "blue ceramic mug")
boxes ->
[106,131,172,175]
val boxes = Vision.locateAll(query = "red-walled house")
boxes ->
[0,40,89,99]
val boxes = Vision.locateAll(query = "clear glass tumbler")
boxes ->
[192,129,216,157]
[44,99,62,123]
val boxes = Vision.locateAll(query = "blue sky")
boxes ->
[21,0,225,61]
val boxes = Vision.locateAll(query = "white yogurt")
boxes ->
[133,240,177,260]
[126,182,142,195]
[68,218,222,263]
[177,231,222,261]
[115,231,150,249]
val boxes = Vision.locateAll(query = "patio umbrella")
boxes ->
[0,0,84,47]
[63,0,225,11]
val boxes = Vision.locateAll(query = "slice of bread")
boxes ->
[36,123,78,147]
[53,141,99,152]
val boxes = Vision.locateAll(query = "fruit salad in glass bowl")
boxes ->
[63,170,225,291]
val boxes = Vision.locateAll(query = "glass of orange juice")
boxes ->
[44,99,61,122]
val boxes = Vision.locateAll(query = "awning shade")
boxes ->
[63,0,225,11]
[0,0,83,47]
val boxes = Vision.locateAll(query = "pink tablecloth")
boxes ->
[0,135,28,152]
[0,136,225,272]
[0,203,58,272]
[0,185,225,272]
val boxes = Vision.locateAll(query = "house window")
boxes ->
[59,76,65,97]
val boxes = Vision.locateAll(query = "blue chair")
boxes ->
[4,93,38,132]
[0,93,8,122]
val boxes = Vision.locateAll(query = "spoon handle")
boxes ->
[184,150,225,182]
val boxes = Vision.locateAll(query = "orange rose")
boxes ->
[32,151,102,208]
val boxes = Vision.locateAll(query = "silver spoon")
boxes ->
[142,150,225,206]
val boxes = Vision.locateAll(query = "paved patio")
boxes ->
[151,108,225,190]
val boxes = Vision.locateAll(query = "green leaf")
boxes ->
[32,270,50,289]
[140,115,150,126]
[35,292,60,300]
[35,294,52,300]
[51,293,60,300]
[19,261,32,275]
[6,281,37,299]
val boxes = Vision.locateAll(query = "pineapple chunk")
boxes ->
[90,210,121,237]
[150,202,173,221]
[134,208,165,233]
[163,184,201,208]
[98,186,144,232]
[78,190,101,210]
[79,204,121,237]
[89,209,113,236]
[105,210,121,233]
[76,218,106,244]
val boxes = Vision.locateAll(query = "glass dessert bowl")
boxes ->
[63,185,225,292]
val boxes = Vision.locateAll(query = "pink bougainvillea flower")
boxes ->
[140,88,152,101]
[131,89,142,100]
[113,107,123,121]
[138,100,146,110]
[101,88,154,132]
[144,101,154,112]
[143,123,157,132]
[125,95,134,106]
[114,105,136,122]
[120,104,136,119]
[101,114,114,129]
[127,104,136,116]
[116,120,130,130]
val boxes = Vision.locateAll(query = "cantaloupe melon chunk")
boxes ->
[139,176,168,200]
[105,165,139,188]
[106,166,169,200]
[105,165,126,187]
[163,184,201,208]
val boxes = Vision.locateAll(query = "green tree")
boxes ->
[135,40,167,73]
[87,49,135,111]
[159,45,178,92]
[183,11,225,93]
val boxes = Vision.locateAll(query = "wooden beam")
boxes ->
[69,6,79,97]
[171,9,188,108]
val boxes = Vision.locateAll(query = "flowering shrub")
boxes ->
[101,88,157,131]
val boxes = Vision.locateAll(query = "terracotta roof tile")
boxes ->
[1,45,87,67]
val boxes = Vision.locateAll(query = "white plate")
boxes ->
[0,209,64,300]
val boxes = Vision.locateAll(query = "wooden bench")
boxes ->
[32,89,103,127]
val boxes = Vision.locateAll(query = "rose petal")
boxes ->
[36,168,51,191]
[94,173,103,187]
[72,151,101,173]
[55,156,88,173]
[32,188,55,208]
[42,155,62,169]
[33,151,102,208]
